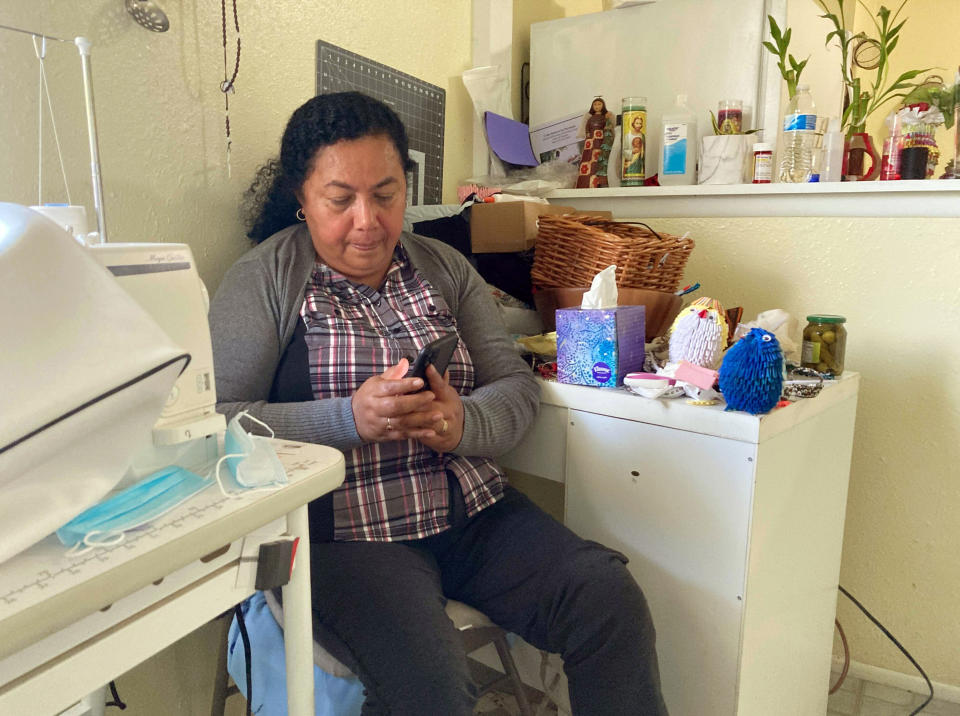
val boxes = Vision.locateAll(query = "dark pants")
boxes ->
[307,483,668,715]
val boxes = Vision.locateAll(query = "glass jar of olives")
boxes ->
[801,315,847,376]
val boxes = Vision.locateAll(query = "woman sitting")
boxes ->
[210,91,668,715]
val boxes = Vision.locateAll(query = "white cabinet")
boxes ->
[499,375,859,715]
[566,411,754,715]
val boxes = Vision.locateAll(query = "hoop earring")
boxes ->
[296,208,306,222]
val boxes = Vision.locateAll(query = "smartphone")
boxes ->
[409,333,459,385]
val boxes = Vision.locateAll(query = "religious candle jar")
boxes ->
[621,97,647,186]
[717,99,743,134]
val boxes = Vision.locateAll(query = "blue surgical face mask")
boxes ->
[214,412,287,496]
[57,465,211,554]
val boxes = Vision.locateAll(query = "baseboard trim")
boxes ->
[832,657,960,704]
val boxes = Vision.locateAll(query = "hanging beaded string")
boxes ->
[220,0,241,177]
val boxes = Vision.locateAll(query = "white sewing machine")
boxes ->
[87,242,225,480]
[0,204,225,563]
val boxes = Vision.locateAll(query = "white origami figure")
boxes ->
[667,297,729,369]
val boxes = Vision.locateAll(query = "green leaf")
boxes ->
[709,110,721,135]
[767,15,782,43]
[877,5,890,27]
[823,29,843,48]
[762,40,778,57]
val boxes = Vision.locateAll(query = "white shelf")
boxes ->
[547,179,960,218]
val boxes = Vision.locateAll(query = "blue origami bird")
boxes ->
[718,327,784,414]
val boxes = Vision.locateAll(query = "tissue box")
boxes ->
[556,306,646,387]
[470,203,611,254]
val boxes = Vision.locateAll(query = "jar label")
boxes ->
[662,123,689,175]
[801,340,820,364]
[753,153,773,183]
[621,108,646,184]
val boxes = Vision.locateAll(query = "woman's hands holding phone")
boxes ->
[352,359,463,450]
[415,363,464,453]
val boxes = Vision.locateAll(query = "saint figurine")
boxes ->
[576,97,615,188]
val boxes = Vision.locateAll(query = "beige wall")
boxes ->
[0,0,474,292]
[647,214,960,688]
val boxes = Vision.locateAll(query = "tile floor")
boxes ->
[827,670,960,716]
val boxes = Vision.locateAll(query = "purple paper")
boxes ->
[484,112,539,166]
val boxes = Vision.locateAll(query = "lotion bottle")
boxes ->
[659,94,697,185]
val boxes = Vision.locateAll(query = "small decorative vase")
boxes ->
[698,134,749,184]
[844,131,879,181]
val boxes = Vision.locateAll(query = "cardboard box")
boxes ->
[556,306,646,387]
[469,202,611,254]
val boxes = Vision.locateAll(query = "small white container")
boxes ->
[820,118,845,183]
[659,94,698,185]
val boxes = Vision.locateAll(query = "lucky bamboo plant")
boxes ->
[817,0,932,135]
[762,15,808,100]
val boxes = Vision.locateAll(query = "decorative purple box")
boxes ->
[556,306,646,387]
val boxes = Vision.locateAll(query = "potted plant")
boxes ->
[699,114,762,185]
[817,0,932,178]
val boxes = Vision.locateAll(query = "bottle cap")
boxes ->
[753,142,773,152]
[806,314,846,323]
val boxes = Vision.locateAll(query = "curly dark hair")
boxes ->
[243,91,417,243]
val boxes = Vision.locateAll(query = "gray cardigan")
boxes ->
[209,224,539,457]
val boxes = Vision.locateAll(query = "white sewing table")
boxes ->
[0,439,344,716]
[498,373,860,716]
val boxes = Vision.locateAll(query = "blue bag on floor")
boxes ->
[227,591,365,715]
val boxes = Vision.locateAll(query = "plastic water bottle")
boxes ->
[778,85,818,182]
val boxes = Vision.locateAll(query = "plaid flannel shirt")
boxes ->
[301,244,505,541]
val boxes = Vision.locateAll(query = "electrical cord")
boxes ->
[838,584,933,714]
[105,680,127,709]
[234,604,253,716]
[829,618,849,694]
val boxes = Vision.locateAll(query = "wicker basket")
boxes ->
[531,215,694,293]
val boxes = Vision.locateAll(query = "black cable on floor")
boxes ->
[105,680,126,709]
[838,584,933,714]
[234,604,253,716]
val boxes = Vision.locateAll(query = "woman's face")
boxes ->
[298,134,407,287]
[591,99,603,114]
